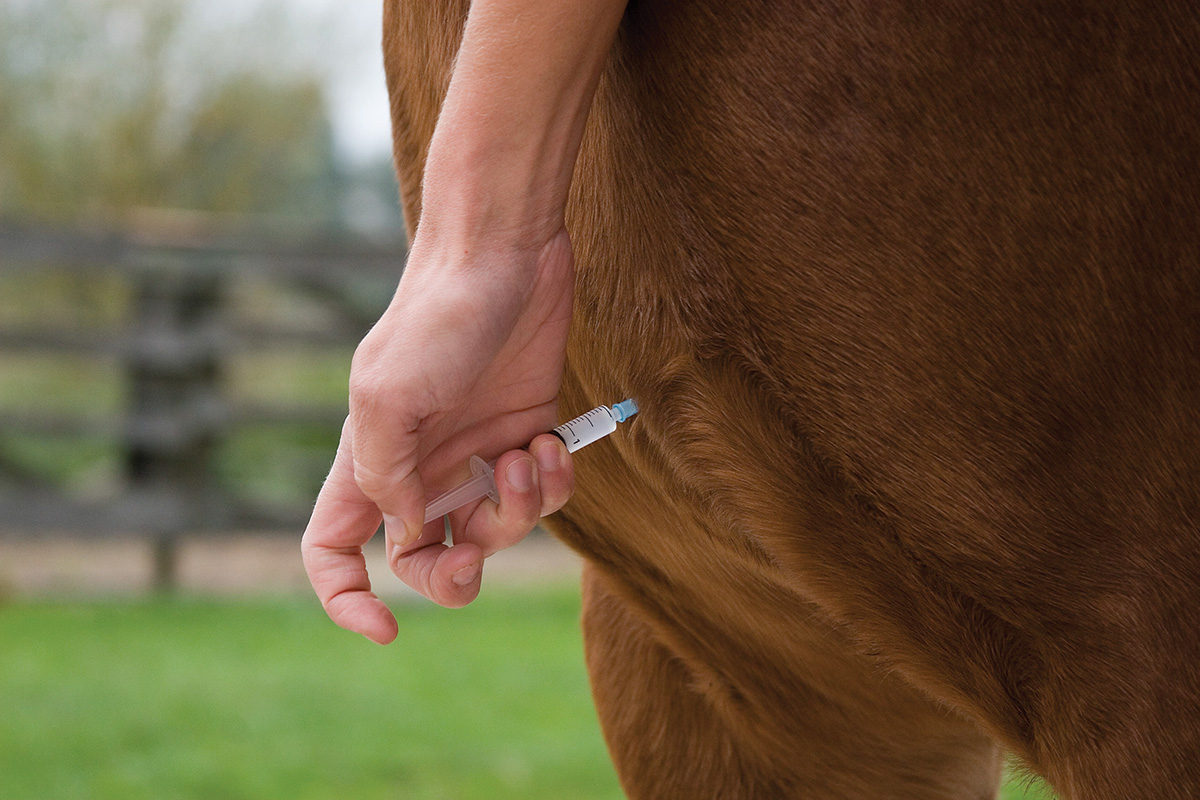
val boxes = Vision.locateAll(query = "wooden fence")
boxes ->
[0,214,406,585]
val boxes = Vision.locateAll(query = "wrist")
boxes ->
[404,212,566,293]
[416,114,572,251]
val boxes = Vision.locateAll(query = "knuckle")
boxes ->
[347,363,388,413]
[352,459,393,497]
[540,475,575,517]
[503,501,541,538]
[348,333,403,412]
[469,500,535,554]
[346,346,425,437]
[499,506,537,544]
[391,550,426,592]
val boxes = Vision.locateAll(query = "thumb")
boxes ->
[346,396,427,548]
[353,457,426,548]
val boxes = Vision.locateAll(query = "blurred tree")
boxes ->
[0,0,357,224]
[0,0,405,546]
[172,77,339,219]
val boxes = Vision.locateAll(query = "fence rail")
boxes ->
[0,214,406,584]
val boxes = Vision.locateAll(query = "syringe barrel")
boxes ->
[552,405,618,453]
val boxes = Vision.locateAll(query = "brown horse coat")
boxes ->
[383,2,1200,797]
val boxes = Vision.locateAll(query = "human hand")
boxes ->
[301,228,576,644]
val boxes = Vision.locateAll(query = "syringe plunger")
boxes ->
[422,399,638,523]
[422,456,498,524]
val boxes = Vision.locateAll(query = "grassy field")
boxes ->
[0,589,620,800]
[0,588,1053,800]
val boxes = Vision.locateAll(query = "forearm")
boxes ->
[418,0,627,250]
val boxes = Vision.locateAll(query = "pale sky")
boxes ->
[198,0,396,163]
[299,1,394,164]
[320,4,394,164]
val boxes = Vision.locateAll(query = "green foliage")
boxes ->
[0,345,351,505]
[0,353,125,418]
[0,270,131,331]
[213,422,343,509]
[0,0,344,222]
[0,1,404,508]
[0,264,377,509]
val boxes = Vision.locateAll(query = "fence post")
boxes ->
[123,258,227,590]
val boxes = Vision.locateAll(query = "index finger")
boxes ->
[301,422,399,645]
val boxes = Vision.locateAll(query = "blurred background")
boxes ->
[0,2,618,799]
[0,2,1052,798]
[0,0,404,577]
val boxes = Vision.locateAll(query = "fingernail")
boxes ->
[452,563,481,587]
[534,441,561,473]
[506,458,534,492]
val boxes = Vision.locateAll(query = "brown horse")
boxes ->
[383,2,1200,797]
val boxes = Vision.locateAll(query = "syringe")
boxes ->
[422,398,638,524]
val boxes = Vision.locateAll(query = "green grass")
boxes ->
[0,589,622,800]
[0,589,1054,799]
